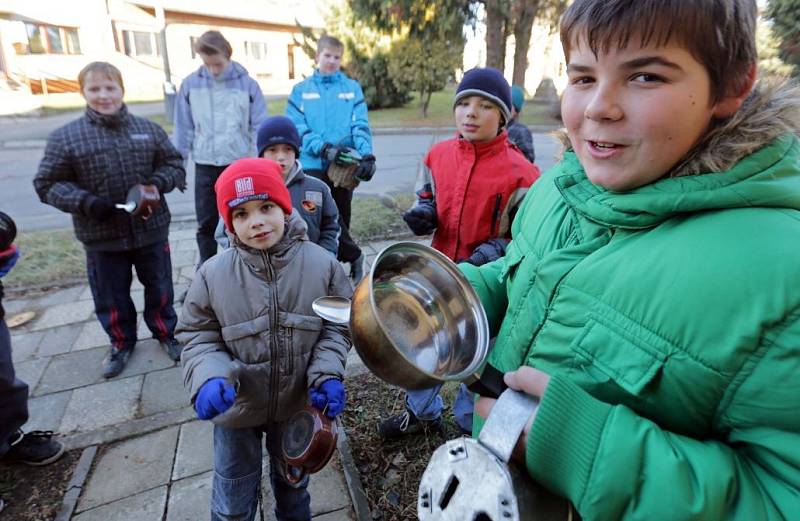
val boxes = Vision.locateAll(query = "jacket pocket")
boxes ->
[570,311,667,396]
[277,312,324,376]
[221,316,271,364]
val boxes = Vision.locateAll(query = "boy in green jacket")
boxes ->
[463,0,800,519]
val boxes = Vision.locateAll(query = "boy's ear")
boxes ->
[713,64,757,119]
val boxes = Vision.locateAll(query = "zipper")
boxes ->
[490,193,502,237]
[263,250,280,419]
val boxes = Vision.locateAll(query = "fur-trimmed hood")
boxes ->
[554,80,800,178]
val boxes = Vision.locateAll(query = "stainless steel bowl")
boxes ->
[350,242,490,389]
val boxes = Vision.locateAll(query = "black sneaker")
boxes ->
[378,409,442,439]
[350,254,365,283]
[102,347,132,379]
[161,337,183,361]
[4,430,64,466]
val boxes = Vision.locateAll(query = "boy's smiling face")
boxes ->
[261,144,296,180]
[562,37,731,192]
[231,199,285,250]
[455,95,502,143]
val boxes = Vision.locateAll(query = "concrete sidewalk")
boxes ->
[5,218,402,521]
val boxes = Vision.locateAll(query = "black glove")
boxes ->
[403,203,437,235]
[87,196,116,220]
[354,154,376,182]
[322,143,360,166]
[464,239,508,266]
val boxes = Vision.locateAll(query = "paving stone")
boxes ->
[141,367,187,417]
[72,320,109,352]
[308,454,351,514]
[131,277,144,291]
[30,299,94,331]
[37,322,82,357]
[73,485,167,521]
[78,426,178,511]
[2,296,36,316]
[169,228,196,241]
[179,265,195,281]
[23,390,71,432]
[10,330,43,363]
[33,286,85,308]
[171,249,198,269]
[59,376,143,434]
[172,420,213,480]
[166,471,212,521]
[118,338,176,379]
[173,239,197,252]
[345,349,368,378]
[34,346,106,395]
[314,508,355,521]
[79,285,94,301]
[15,357,50,391]
[131,290,145,312]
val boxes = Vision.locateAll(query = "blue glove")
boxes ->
[0,245,19,278]
[464,239,508,266]
[194,378,237,420]
[309,379,346,418]
[403,204,437,235]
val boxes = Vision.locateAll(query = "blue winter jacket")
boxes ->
[173,61,267,166]
[285,70,373,171]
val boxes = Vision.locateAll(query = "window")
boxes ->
[245,42,267,60]
[121,30,160,58]
[190,36,199,58]
[24,23,80,55]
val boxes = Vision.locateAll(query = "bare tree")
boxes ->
[483,0,512,71]
[511,0,540,86]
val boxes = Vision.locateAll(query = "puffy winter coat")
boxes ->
[461,83,800,520]
[34,105,185,251]
[286,70,372,172]
[173,61,267,166]
[178,211,352,428]
[414,131,539,261]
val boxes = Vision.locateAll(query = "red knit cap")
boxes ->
[215,158,292,233]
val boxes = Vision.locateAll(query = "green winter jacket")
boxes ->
[462,83,800,520]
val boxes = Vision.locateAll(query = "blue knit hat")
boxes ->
[256,116,301,158]
[453,67,512,126]
[511,85,525,113]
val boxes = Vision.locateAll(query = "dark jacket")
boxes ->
[284,160,339,255]
[178,211,352,428]
[33,105,186,251]
[506,118,535,164]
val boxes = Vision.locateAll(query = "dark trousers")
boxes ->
[0,318,28,457]
[195,163,229,264]
[306,169,362,263]
[86,240,177,352]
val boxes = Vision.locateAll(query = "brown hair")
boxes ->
[560,0,757,103]
[194,30,232,58]
[78,61,124,92]
[316,35,344,55]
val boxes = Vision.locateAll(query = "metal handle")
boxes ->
[478,389,538,464]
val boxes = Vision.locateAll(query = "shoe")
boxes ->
[350,254,365,282]
[4,430,64,466]
[378,409,442,439]
[102,347,132,378]
[161,337,183,361]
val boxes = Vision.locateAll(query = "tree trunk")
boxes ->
[485,1,509,71]
[512,0,540,87]
[421,90,432,118]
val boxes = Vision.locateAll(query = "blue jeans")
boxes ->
[0,317,28,457]
[406,384,474,433]
[212,424,311,521]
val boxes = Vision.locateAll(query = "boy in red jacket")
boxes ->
[380,68,540,438]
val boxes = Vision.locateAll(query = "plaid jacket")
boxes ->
[34,105,186,251]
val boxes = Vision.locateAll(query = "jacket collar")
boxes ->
[313,69,342,84]
[86,103,129,129]
[456,130,510,158]
[197,61,247,82]
[284,160,305,187]
[554,81,800,229]
[233,210,309,271]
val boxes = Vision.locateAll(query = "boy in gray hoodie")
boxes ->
[177,158,351,521]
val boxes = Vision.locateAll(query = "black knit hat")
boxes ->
[453,67,512,126]
[256,116,301,157]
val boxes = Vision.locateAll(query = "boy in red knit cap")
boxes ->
[176,158,352,521]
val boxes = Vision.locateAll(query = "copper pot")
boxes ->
[348,242,494,392]
[280,406,338,485]
[116,184,161,219]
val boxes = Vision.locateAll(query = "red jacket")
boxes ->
[417,131,539,261]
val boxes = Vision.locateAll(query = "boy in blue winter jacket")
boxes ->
[286,35,376,282]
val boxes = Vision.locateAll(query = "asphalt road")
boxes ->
[0,106,559,232]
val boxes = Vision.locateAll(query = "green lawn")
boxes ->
[146,85,559,134]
